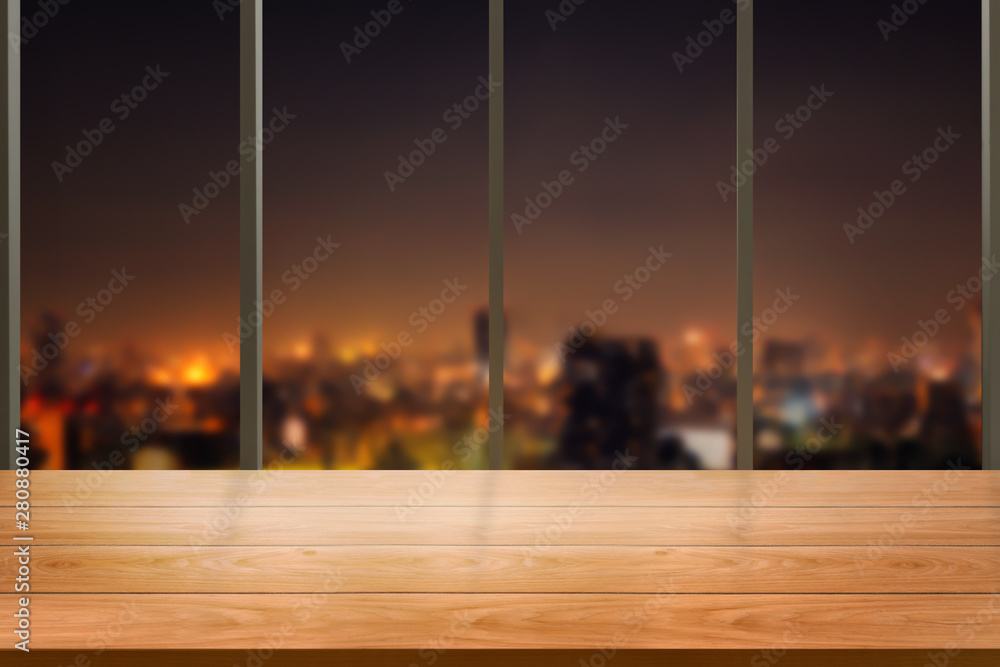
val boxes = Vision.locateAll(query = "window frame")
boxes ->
[2,0,996,470]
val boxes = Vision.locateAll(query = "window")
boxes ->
[19,0,240,469]
[4,0,996,471]
[504,0,737,470]
[754,0,983,470]
[262,0,489,470]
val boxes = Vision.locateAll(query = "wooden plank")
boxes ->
[3,471,997,651]
[3,650,999,667]
[9,593,1000,649]
[6,545,999,594]
[4,470,996,508]
[4,506,998,546]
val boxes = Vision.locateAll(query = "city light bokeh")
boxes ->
[18,0,985,472]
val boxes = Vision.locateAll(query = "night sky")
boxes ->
[504,0,736,363]
[755,0,981,353]
[263,0,488,363]
[19,0,983,376]
[22,0,239,369]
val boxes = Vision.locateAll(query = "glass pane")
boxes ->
[754,0,982,469]
[505,1,738,470]
[20,0,240,470]
[263,1,489,469]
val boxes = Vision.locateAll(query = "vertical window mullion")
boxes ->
[736,1,754,470]
[240,0,263,471]
[489,0,504,470]
[984,0,999,471]
[2,1,20,471]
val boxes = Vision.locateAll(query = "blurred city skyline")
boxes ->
[17,0,985,470]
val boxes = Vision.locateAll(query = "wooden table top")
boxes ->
[2,470,999,652]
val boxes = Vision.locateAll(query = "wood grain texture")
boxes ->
[3,651,999,667]
[9,593,1000,649]
[4,469,995,507]
[2,470,999,650]
[5,545,998,593]
[3,505,998,546]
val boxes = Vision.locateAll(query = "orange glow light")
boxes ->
[182,359,215,386]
